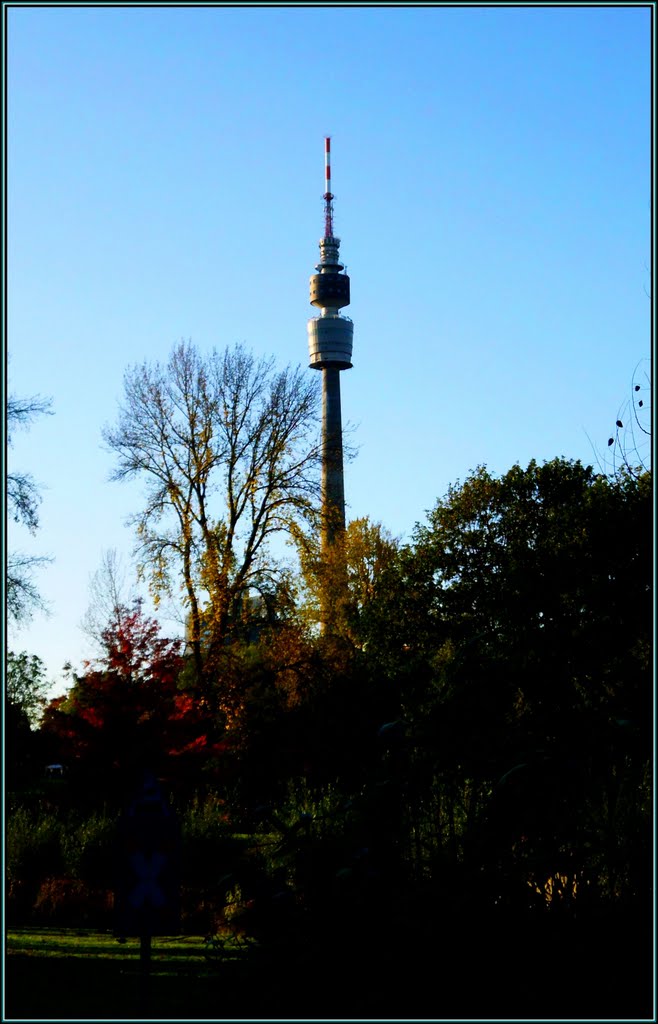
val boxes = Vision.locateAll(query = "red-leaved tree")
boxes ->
[40,601,202,795]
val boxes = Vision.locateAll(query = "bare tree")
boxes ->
[7,393,53,625]
[103,341,322,682]
[80,547,135,650]
[590,360,651,480]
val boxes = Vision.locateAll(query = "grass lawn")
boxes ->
[7,928,220,960]
[5,928,266,1020]
[5,926,369,1020]
[5,916,655,1021]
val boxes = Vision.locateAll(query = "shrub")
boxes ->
[63,811,116,888]
[33,877,114,928]
[6,807,66,923]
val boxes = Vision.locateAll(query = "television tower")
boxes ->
[307,137,353,555]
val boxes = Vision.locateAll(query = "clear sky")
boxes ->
[5,3,652,698]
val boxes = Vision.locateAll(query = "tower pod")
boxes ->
[307,313,353,369]
[309,269,351,309]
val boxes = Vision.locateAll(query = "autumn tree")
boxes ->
[7,392,53,624]
[293,516,400,645]
[41,601,187,795]
[103,341,322,686]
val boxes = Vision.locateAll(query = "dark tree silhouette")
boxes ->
[7,393,53,624]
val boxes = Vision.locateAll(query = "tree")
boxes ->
[7,393,53,624]
[41,601,186,793]
[80,548,136,651]
[293,516,400,644]
[7,651,51,728]
[103,341,322,685]
[591,359,651,480]
[6,651,53,790]
[409,458,652,742]
[345,458,652,915]
[403,461,650,893]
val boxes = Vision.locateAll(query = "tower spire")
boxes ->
[323,136,334,238]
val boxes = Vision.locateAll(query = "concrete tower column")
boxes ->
[322,366,346,550]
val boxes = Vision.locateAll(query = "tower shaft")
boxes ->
[321,367,346,549]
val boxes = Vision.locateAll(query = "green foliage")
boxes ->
[7,808,62,889]
[414,460,651,739]
[6,808,66,922]
[63,812,116,886]
[331,457,653,919]
[175,792,250,934]
[6,806,117,904]
[180,792,233,883]
[7,650,51,727]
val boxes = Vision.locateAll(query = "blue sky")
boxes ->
[6,4,652,696]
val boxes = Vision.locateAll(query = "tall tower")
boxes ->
[307,137,353,555]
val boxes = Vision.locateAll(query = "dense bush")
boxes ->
[7,807,67,923]
[33,877,114,928]
[6,805,116,927]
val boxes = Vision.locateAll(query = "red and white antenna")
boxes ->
[323,136,334,237]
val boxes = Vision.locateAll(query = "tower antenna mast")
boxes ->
[324,136,334,238]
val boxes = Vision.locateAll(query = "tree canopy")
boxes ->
[362,458,651,754]
[6,651,51,728]
[103,341,322,684]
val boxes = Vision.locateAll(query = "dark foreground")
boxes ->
[5,910,654,1021]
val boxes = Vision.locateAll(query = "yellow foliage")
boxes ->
[527,872,579,907]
